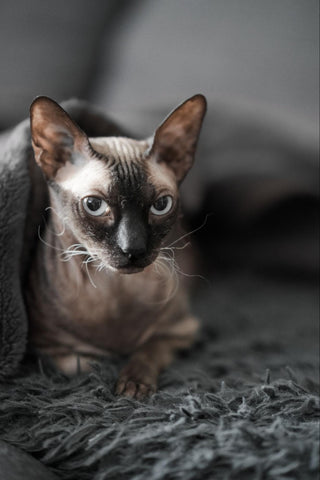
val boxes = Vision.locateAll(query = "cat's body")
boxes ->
[26,95,206,398]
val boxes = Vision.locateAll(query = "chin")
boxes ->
[96,261,146,275]
[101,260,149,275]
[111,257,156,274]
[116,266,146,274]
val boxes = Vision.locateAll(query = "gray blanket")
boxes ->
[0,119,30,379]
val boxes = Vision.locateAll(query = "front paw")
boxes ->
[115,362,157,400]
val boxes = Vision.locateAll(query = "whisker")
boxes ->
[38,220,106,288]
[44,206,66,237]
[158,246,211,287]
[38,226,64,252]
[171,263,211,286]
[82,258,97,289]
[160,242,191,252]
[60,250,90,262]
[167,213,212,248]
[60,243,101,266]
[150,253,180,305]
[96,261,106,272]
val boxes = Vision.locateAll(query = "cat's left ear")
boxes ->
[149,94,207,183]
[30,96,89,178]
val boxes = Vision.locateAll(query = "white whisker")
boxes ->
[159,243,211,287]
[38,218,107,288]
[167,214,212,248]
[160,242,191,252]
[38,226,64,252]
[150,253,180,305]
[44,206,66,236]
[83,258,97,289]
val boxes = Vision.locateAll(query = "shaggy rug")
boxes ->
[0,274,319,480]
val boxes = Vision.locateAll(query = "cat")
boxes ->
[26,94,207,399]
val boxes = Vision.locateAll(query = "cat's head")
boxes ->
[30,95,206,273]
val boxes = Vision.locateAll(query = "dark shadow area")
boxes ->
[190,193,319,281]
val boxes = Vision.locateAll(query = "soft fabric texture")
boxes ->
[0,120,30,379]
[0,275,318,480]
[0,440,58,480]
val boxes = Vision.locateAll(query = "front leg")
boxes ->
[116,316,199,399]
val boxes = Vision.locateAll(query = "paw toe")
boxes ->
[116,377,155,399]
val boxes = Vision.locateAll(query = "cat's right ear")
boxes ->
[149,94,207,184]
[30,96,89,178]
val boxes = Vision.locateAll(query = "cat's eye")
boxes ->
[83,196,110,216]
[150,195,173,216]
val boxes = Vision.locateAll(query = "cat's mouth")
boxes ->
[111,252,159,274]
[115,258,153,274]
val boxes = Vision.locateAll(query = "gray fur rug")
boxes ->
[0,274,319,480]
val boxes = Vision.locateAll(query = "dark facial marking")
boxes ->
[112,158,146,195]
[61,155,178,271]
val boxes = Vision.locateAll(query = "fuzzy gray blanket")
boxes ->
[0,101,319,479]
[0,119,30,378]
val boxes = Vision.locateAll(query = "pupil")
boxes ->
[155,197,168,211]
[87,197,101,211]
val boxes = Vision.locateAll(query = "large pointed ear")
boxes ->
[149,94,207,183]
[30,96,89,178]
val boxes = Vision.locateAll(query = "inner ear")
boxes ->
[30,96,89,179]
[149,94,207,183]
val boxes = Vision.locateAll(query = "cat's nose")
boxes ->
[120,245,147,260]
[117,214,147,260]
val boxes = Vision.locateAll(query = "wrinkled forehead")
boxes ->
[90,136,148,162]
[54,137,177,199]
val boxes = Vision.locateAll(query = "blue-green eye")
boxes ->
[83,197,109,216]
[150,195,173,215]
